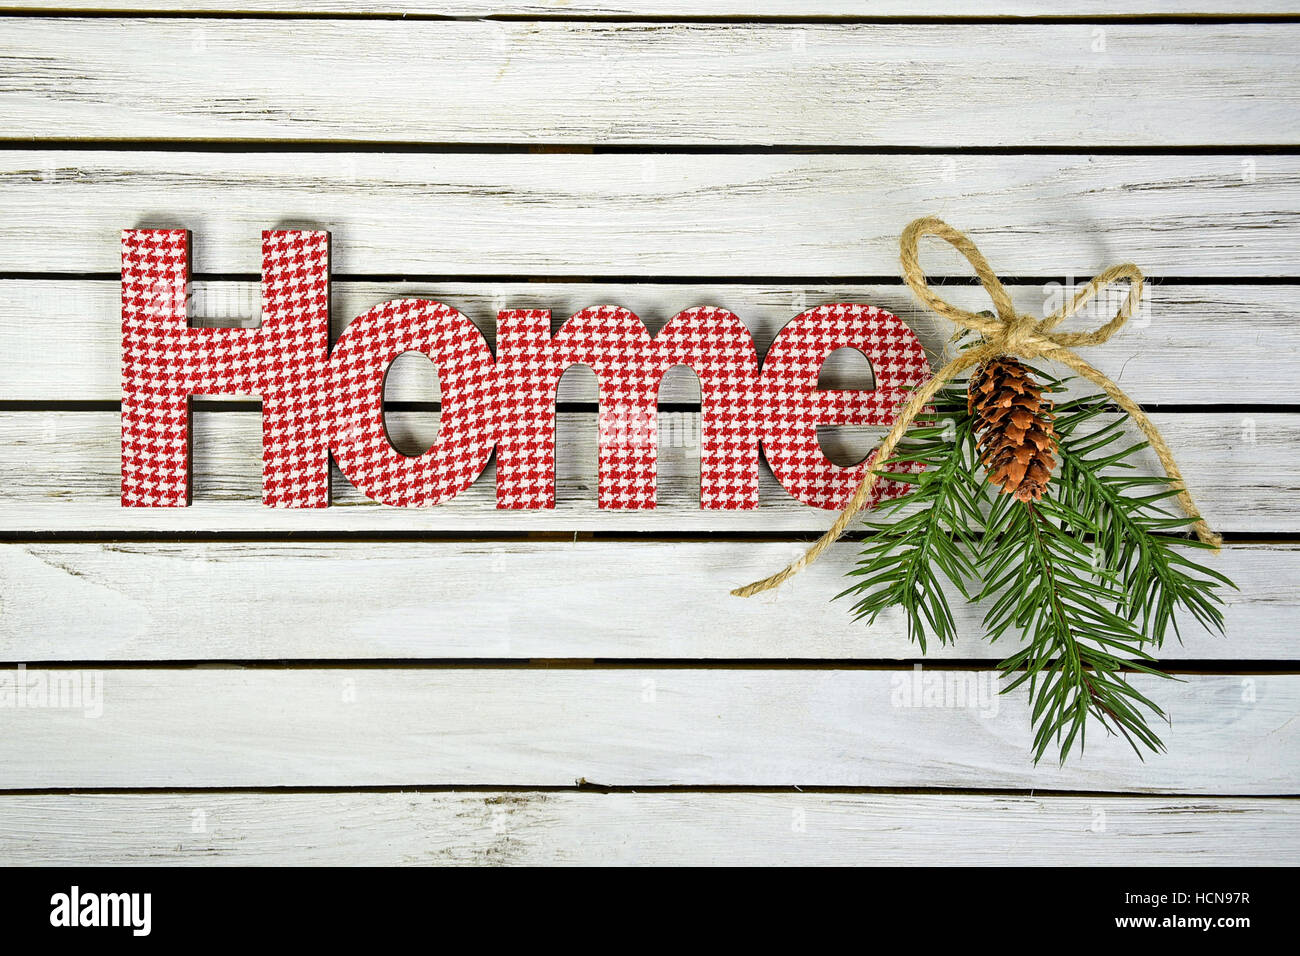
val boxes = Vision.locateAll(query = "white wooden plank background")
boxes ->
[0,411,1290,531]
[0,6,1296,866]
[0,669,1293,792]
[3,280,1296,404]
[4,152,1297,276]
[4,21,1297,145]
[1,794,1295,867]
[7,2,1299,16]
[0,542,1290,661]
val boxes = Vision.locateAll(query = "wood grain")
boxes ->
[3,152,1297,276]
[1,792,1293,866]
[0,410,1289,532]
[4,279,1296,405]
[0,541,1284,661]
[5,2,1295,16]
[0,668,1293,791]
[0,6,1295,860]
[4,21,1297,146]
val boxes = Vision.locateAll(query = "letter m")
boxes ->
[494,305,761,510]
[100,894,129,927]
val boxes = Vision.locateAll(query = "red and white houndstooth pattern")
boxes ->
[494,305,762,509]
[122,229,332,507]
[761,303,930,510]
[330,299,496,507]
[122,231,931,511]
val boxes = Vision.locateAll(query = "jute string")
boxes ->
[732,216,1221,598]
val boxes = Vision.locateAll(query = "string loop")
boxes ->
[732,217,1220,598]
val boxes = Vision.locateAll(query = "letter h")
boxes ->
[120,229,332,507]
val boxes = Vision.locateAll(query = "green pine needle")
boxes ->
[837,383,985,653]
[839,369,1235,764]
[1052,393,1236,648]
[980,493,1170,763]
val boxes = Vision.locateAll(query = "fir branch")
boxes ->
[837,384,985,652]
[840,367,1235,764]
[1053,395,1236,647]
[979,492,1170,763]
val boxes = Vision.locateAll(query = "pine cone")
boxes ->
[968,357,1056,502]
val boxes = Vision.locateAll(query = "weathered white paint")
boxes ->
[6,2,1295,15]
[3,152,1297,276]
[0,411,1288,531]
[0,792,1293,866]
[3,280,1295,405]
[0,669,1291,792]
[0,11,1295,860]
[0,541,1281,661]
[5,21,1297,145]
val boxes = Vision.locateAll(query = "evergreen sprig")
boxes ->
[980,488,1170,763]
[1053,395,1233,647]
[837,383,984,652]
[839,370,1235,764]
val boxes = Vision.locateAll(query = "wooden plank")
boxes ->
[0,668,1292,791]
[4,3,1295,16]
[1,792,1294,866]
[0,541,1285,661]
[3,22,1297,146]
[0,410,1291,532]
[3,152,1297,276]
[4,279,1295,405]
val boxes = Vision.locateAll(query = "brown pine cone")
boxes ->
[968,357,1056,502]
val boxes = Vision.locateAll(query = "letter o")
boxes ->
[328,300,496,506]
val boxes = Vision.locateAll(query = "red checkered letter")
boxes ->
[494,305,761,509]
[121,230,332,507]
[327,300,497,507]
[758,304,931,510]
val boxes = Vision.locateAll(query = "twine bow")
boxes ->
[733,216,1221,598]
